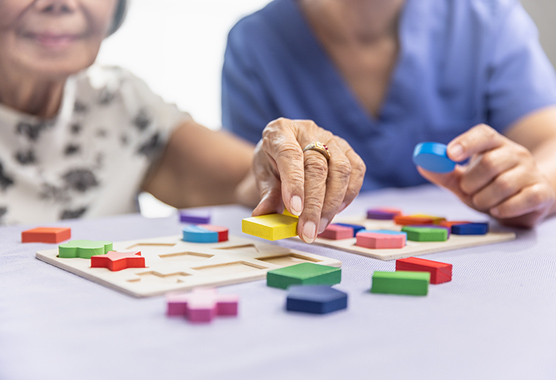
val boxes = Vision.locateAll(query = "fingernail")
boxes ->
[448,144,463,160]
[318,217,328,234]
[291,196,302,216]
[303,221,316,242]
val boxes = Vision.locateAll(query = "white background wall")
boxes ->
[97,0,271,131]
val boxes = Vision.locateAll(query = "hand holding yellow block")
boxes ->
[242,213,298,241]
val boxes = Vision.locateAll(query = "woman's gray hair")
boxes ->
[108,0,128,36]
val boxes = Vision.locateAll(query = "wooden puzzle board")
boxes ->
[310,216,516,261]
[36,234,341,298]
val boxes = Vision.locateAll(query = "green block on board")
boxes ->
[267,263,341,289]
[371,271,430,296]
[58,240,113,259]
[401,226,448,242]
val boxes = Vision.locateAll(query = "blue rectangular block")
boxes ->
[452,222,488,235]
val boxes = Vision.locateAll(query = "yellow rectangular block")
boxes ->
[242,214,298,241]
[282,209,299,218]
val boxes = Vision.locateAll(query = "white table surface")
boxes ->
[1,185,554,380]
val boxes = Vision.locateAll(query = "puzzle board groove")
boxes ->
[311,216,516,261]
[36,234,341,298]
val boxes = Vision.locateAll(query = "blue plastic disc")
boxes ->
[413,142,456,173]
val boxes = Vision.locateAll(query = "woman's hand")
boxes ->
[251,118,366,242]
[418,124,555,228]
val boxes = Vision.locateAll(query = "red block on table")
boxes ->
[21,227,71,244]
[396,257,452,284]
[198,224,229,242]
[318,224,353,240]
[394,215,436,226]
[356,232,406,249]
[91,251,145,271]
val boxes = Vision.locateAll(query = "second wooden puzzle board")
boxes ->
[312,216,516,261]
[36,234,341,298]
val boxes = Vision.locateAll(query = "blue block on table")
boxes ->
[452,222,489,235]
[182,225,218,243]
[286,285,348,314]
[413,142,456,173]
[333,223,365,237]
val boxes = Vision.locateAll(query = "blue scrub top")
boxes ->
[222,0,556,191]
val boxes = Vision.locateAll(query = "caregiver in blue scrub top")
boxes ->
[221,0,556,228]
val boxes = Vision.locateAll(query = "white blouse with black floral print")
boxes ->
[0,65,190,225]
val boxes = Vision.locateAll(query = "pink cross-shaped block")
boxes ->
[166,288,239,323]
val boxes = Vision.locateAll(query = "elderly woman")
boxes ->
[222,0,556,228]
[0,0,365,243]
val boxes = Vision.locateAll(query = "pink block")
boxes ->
[318,224,353,240]
[356,232,406,249]
[166,288,239,323]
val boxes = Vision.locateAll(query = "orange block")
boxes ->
[394,215,435,226]
[22,227,72,244]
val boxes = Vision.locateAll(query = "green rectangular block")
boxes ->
[267,262,341,289]
[401,226,447,242]
[371,271,430,296]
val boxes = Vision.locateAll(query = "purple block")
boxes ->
[366,208,403,220]
[179,210,211,224]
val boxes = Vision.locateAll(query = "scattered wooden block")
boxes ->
[182,225,229,243]
[58,240,113,259]
[166,288,238,323]
[178,210,211,224]
[413,142,456,173]
[318,224,353,240]
[366,208,402,220]
[267,263,341,289]
[394,215,436,226]
[331,223,365,237]
[452,222,489,235]
[356,230,406,249]
[286,285,348,314]
[199,224,229,242]
[406,224,451,238]
[22,227,71,244]
[242,213,298,241]
[410,214,446,224]
[371,271,430,296]
[396,257,452,284]
[90,251,146,272]
[401,226,448,242]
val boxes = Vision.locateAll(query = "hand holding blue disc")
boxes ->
[413,142,456,173]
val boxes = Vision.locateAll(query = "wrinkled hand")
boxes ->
[418,124,555,228]
[252,118,366,242]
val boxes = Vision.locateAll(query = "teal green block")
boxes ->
[58,240,113,259]
[371,271,430,296]
[401,226,447,242]
[267,263,341,289]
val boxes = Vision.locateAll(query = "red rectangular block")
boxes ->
[22,227,71,244]
[395,257,452,284]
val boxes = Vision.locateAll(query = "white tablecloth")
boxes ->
[1,185,554,380]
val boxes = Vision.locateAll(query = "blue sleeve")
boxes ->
[221,24,277,144]
[487,1,556,132]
